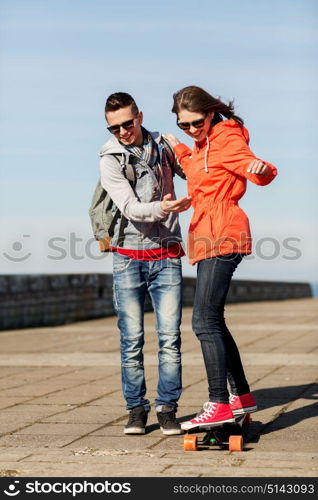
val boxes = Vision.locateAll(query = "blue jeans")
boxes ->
[192,254,250,404]
[112,253,182,410]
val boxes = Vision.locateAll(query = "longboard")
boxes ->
[183,412,251,452]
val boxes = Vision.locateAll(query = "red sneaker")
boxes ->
[229,393,257,415]
[181,402,235,431]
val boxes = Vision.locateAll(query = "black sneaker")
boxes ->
[124,406,148,435]
[156,405,183,435]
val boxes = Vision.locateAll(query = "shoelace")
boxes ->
[194,402,217,423]
[196,401,209,417]
[128,411,144,424]
[229,394,239,405]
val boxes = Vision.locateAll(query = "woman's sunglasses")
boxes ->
[177,117,206,130]
[107,118,136,134]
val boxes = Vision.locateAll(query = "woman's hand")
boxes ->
[247,160,272,176]
[161,193,192,213]
[162,134,181,148]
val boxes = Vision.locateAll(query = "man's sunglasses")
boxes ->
[177,117,206,130]
[107,118,136,134]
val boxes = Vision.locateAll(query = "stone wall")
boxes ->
[0,274,312,330]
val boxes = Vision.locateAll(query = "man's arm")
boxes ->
[99,155,191,222]
[100,155,167,222]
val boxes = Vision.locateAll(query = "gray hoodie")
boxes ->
[99,131,185,250]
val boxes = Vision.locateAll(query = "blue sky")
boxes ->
[1,0,317,292]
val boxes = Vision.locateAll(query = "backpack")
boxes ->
[88,138,177,252]
[88,154,137,252]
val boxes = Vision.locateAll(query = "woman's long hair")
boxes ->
[172,85,244,126]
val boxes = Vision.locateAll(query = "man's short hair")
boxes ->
[105,92,139,116]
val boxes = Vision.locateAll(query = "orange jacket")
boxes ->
[173,119,278,264]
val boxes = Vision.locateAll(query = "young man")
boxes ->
[99,92,191,435]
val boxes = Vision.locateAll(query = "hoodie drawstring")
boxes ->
[204,137,210,173]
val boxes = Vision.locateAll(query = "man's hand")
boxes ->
[161,193,192,213]
[247,160,271,176]
[162,134,181,148]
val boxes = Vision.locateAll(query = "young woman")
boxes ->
[164,86,278,430]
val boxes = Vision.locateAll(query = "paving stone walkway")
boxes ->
[0,298,317,477]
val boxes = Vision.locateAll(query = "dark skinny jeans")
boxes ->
[192,254,250,404]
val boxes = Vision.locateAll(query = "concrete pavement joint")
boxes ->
[147,437,168,450]
[17,453,33,462]
[161,464,173,473]
[265,329,317,353]
[0,367,117,410]
[0,388,123,439]
[0,367,84,392]
[308,346,318,353]
[236,328,287,351]
[8,371,120,402]
[249,365,284,387]
[0,367,42,382]
[181,376,207,393]
[60,413,133,448]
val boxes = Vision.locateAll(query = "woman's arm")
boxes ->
[161,137,186,179]
[162,134,192,174]
[219,128,278,186]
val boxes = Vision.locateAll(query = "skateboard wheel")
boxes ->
[229,435,244,452]
[184,434,198,451]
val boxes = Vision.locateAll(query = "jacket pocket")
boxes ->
[210,203,235,245]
